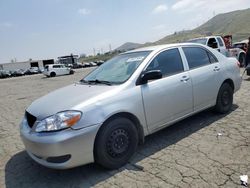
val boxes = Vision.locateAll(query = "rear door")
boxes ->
[141,48,193,132]
[182,46,221,111]
[52,65,61,75]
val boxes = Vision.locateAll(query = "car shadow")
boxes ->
[5,105,238,188]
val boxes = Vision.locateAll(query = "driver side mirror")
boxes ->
[140,70,162,84]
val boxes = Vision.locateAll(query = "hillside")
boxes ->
[154,8,250,45]
[115,42,142,52]
[80,8,250,62]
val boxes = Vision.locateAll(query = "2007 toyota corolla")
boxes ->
[20,43,241,169]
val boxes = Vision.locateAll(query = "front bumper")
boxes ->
[20,120,101,169]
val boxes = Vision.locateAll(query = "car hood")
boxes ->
[27,83,118,120]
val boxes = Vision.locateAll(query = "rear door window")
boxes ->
[207,51,218,63]
[183,47,211,69]
[146,48,184,77]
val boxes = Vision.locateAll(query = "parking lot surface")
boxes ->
[0,68,249,188]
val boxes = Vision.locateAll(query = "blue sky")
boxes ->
[0,0,249,63]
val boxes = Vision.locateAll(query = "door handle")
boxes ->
[180,75,190,82]
[213,66,220,71]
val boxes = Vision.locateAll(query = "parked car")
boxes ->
[38,68,44,73]
[43,64,74,77]
[20,43,241,169]
[25,67,39,75]
[72,63,84,69]
[0,70,11,78]
[187,35,246,67]
[11,69,25,77]
[232,41,248,52]
[89,62,97,67]
[95,60,104,66]
[83,62,91,67]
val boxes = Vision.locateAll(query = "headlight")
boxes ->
[35,111,81,132]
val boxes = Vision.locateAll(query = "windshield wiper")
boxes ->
[80,79,112,85]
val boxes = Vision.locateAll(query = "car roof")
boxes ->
[233,42,246,45]
[234,40,248,44]
[125,43,207,53]
[188,36,222,40]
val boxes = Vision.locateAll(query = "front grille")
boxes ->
[26,111,37,128]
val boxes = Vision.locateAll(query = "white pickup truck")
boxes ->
[188,35,246,67]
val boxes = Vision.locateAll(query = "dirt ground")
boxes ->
[0,68,249,188]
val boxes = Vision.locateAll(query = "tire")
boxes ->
[239,53,246,67]
[69,70,74,74]
[50,72,56,77]
[94,117,138,169]
[215,83,233,114]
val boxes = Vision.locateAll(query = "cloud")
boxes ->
[172,0,205,11]
[0,22,13,28]
[172,0,249,13]
[78,8,91,15]
[152,4,168,14]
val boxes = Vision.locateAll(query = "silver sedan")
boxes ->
[20,43,241,169]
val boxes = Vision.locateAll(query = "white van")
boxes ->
[43,64,74,77]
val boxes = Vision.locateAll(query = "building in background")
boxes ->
[58,54,79,66]
[0,59,54,71]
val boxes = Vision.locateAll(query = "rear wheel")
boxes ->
[50,72,56,77]
[94,117,138,169]
[215,83,233,114]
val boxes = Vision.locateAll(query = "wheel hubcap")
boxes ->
[106,128,129,158]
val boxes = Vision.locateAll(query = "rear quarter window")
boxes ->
[207,51,218,63]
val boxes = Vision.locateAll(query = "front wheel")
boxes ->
[214,83,233,114]
[94,117,138,169]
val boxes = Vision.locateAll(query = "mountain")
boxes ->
[154,8,250,45]
[81,8,250,62]
[115,42,142,52]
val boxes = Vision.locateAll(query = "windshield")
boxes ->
[82,51,151,84]
[188,38,207,45]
